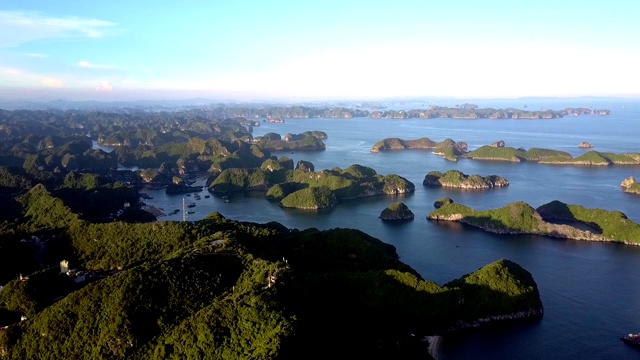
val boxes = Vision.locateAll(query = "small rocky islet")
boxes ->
[621,176,640,195]
[379,202,415,221]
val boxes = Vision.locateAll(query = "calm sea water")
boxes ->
[138,99,640,359]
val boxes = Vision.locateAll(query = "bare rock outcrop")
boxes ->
[621,176,640,195]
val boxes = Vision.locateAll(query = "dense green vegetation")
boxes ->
[0,183,543,359]
[209,164,415,209]
[463,146,524,162]
[429,201,543,234]
[0,112,289,182]
[280,186,337,209]
[255,132,326,151]
[423,170,509,189]
[434,197,454,209]
[465,146,640,166]
[538,150,640,165]
[265,182,308,202]
[444,259,542,319]
[536,200,640,243]
[370,138,640,167]
[370,138,468,162]
[429,200,640,244]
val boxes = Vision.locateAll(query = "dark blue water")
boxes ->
[140,99,640,359]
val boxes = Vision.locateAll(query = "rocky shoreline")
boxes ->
[420,306,543,359]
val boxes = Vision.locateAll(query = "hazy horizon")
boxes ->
[2,1,639,101]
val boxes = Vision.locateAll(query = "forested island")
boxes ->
[380,202,415,221]
[0,181,543,359]
[428,200,640,245]
[423,170,509,189]
[370,138,468,161]
[371,137,640,166]
[465,147,640,165]
[253,131,327,152]
[211,162,415,209]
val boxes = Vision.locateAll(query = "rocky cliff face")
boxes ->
[448,307,544,332]
[621,176,640,194]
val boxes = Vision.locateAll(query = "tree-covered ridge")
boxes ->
[428,200,640,244]
[279,186,337,209]
[0,168,140,226]
[0,186,543,358]
[254,132,326,152]
[113,137,275,175]
[423,170,509,189]
[465,146,640,165]
[370,137,468,161]
[370,139,640,166]
[463,146,572,162]
[0,113,281,180]
[210,163,415,209]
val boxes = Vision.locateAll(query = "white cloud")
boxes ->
[78,60,117,69]
[1,67,23,76]
[96,80,113,92]
[24,52,50,58]
[41,77,62,88]
[196,42,640,99]
[0,10,117,47]
[1,66,62,87]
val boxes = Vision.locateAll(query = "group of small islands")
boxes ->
[0,104,636,358]
[371,137,640,166]
[379,197,640,246]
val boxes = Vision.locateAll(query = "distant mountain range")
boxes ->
[0,96,634,111]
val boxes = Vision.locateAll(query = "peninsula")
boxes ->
[0,184,543,359]
[428,200,640,245]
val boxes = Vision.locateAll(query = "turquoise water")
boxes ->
[141,99,640,359]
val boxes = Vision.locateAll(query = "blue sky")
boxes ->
[1,0,639,101]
